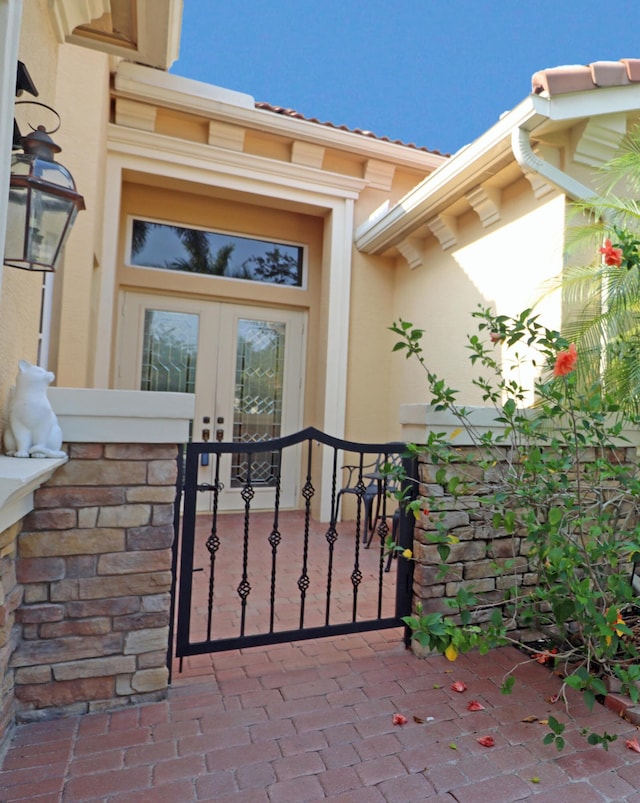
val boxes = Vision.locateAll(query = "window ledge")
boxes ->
[0,455,67,533]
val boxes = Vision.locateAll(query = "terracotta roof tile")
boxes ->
[254,101,447,156]
[532,58,640,96]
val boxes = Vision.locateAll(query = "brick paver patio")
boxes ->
[2,631,640,801]
[2,510,640,800]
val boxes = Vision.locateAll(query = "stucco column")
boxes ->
[319,198,354,521]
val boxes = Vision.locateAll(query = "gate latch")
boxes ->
[201,426,211,466]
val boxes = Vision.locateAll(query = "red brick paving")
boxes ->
[1,634,640,800]
[3,510,640,800]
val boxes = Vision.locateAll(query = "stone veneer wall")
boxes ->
[9,442,178,722]
[0,521,22,739]
[411,444,639,626]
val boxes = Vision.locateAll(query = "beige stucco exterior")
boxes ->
[2,2,640,521]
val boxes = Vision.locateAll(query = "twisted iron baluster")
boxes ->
[237,454,254,636]
[324,446,339,626]
[350,453,365,621]
[268,453,282,633]
[205,453,222,640]
[297,439,314,628]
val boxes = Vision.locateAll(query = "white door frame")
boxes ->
[117,292,306,510]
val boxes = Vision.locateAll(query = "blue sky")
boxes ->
[172,1,640,155]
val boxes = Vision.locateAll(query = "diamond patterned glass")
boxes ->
[232,319,286,487]
[140,310,198,393]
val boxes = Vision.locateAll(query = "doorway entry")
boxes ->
[118,293,306,510]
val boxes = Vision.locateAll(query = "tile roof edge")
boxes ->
[254,102,449,157]
[532,58,640,96]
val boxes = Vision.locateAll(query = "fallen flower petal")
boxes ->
[392,713,408,726]
[533,648,558,664]
[467,700,485,711]
[477,735,495,747]
[451,680,467,693]
[626,737,640,753]
[413,715,435,724]
[521,715,538,723]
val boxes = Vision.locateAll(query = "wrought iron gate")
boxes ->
[170,427,415,670]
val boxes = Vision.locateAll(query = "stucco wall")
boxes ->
[389,184,567,418]
[1,4,111,419]
[51,45,110,388]
[0,0,58,419]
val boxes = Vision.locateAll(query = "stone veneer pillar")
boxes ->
[399,404,640,638]
[12,442,178,720]
[0,389,193,735]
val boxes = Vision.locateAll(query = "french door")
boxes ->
[118,293,306,510]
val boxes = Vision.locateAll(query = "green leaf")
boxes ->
[583,689,596,712]
[548,716,565,735]
[548,508,563,526]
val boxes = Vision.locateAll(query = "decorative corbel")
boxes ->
[427,214,458,250]
[397,237,424,270]
[572,113,627,168]
[466,185,501,228]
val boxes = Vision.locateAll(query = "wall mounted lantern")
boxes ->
[5,65,85,272]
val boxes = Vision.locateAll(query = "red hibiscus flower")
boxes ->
[626,736,640,753]
[451,680,467,693]
[477,735,495,747]
[553,343,577,377]
[467,700,485,711]
[600,239,623,267]
[392,713,408,726]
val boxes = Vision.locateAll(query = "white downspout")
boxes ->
[511,126,596,202]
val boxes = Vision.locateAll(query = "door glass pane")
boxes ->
[232,319,286,487]
[140,310,198,393]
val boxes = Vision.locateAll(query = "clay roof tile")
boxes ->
[254,101,446,156]
[532,58,640,96]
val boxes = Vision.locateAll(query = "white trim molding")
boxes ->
[49,388,195,443]
[50,0,182,69]
[0,454,66,533]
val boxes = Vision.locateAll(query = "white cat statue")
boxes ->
[3,360,66,458]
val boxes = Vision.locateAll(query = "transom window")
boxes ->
[128,218,304,287]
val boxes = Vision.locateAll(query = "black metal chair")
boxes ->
[334,453,402,561]
[333,458,380,539]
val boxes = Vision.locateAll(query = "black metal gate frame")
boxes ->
[169,427,416,670]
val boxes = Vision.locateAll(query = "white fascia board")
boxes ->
[357,85,640,254]
[528,84,640,126]
[107,124,367,200]
[114,64,445,171]
[355,97,541,254]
